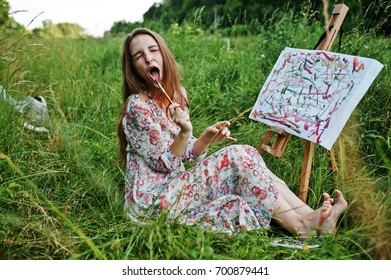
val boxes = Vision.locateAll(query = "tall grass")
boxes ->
[1,4,390,259]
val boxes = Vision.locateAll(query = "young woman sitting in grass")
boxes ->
[116,28,348,239]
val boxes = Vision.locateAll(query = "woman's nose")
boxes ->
[145,52,154,63]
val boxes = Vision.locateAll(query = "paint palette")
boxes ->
[270,238,321,249]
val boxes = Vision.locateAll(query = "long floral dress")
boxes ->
[122,94,279,234]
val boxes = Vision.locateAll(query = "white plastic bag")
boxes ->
[1,85,49,132]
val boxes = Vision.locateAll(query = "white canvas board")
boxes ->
[250,47,384,150]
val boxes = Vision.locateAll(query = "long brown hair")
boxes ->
[117,28,186,162]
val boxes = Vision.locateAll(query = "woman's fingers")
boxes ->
[168,103,192,132]
[219,128,237,142]
[215,121,230,130]
[225,135,238,142]
[207,122,237,143]
[219,126,228,136]
[169,103,186,120]
[168,103,181,116]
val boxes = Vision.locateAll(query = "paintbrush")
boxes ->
[155,79,174,105]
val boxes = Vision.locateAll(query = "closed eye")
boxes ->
[149,45,160,52]
[132,45,159,60]
[132,52,142,60]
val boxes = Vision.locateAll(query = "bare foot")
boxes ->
[320,193,333,222]
[298,193,333,239]
[318,190,348,235]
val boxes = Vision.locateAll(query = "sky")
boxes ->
[8,0,163,37]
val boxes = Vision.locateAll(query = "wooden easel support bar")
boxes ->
[315,4,349,51]
[298,3,349,202]
[257,127,291,157]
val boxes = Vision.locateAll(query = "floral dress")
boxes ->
[122,94,279,234]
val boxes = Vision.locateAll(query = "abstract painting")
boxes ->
[250,47,383,150]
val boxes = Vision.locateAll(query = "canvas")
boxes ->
[250,47,384,150]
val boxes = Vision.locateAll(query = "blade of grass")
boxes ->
[0,152,107,260]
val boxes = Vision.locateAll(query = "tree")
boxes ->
[0,0,10,26]
[141,0,390,35]
[0,0,24,33]
[33,19,87,38]
[104,20,143,37]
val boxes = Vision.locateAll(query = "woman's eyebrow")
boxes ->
[149,44,159,48]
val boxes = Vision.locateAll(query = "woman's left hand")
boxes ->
[193,121,237,156]
[202,121,237,144]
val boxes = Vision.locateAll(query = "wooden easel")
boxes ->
[257,4,349,202]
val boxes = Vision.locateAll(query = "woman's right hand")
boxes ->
[169,103,192,134]
[168,103,192,157]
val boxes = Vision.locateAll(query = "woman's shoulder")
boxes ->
[181,87,190,109]
[126,94,156,114]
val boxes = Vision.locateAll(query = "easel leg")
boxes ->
[329,146,338,172]
[299,141,315,202]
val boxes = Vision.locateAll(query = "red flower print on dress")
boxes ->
[217,154,230,170]
[194,193,200,201]
[136,178,145,187]
[160,119,168,129]
[252,187,267,200]
[149,130,160,144]
[159,197,170,209]
[225,201,234,210]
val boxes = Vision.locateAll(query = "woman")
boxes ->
[117,28,347,238]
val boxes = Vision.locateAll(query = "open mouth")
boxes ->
[149,67,161,82]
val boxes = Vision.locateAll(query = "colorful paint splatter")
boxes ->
[250,47,383,150]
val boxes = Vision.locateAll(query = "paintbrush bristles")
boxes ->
[156,80,173,104]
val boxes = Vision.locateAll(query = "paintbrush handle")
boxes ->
[156,80,173,104]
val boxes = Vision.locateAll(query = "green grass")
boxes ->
[1,7,390,260]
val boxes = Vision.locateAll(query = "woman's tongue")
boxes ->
[150,68,161,82]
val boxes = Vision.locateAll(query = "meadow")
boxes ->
[1,7,390,260]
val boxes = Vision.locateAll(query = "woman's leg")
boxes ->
[161,143,347,237]
[271,180,347,237]
[271,185,332,237]
[271,177,314,216]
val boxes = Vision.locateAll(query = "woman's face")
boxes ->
[130,34,164,87]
